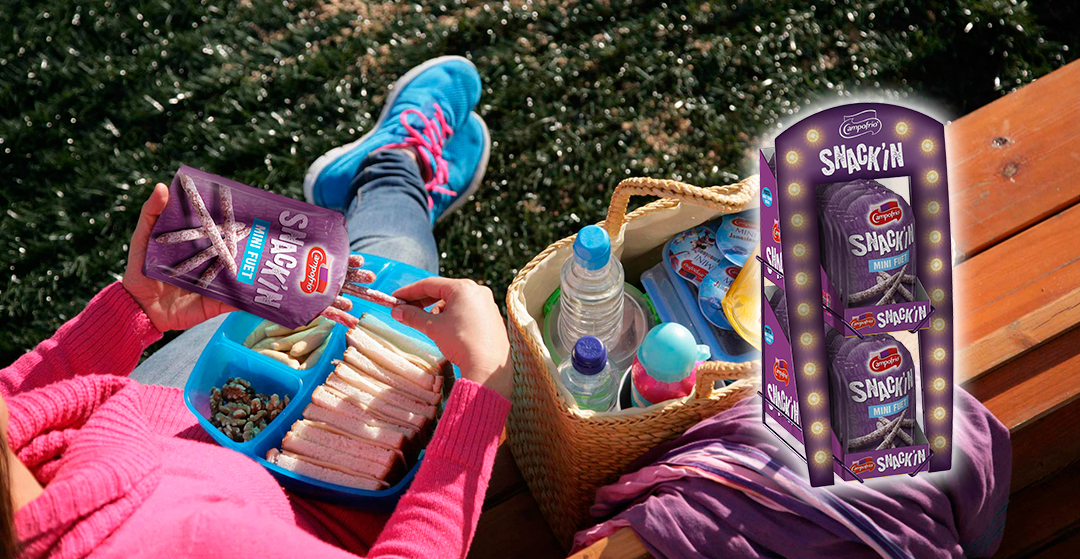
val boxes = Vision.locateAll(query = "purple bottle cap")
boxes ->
[572,336,608,376]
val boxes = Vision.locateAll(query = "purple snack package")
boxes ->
[837,186,916,307]
[144,166,351,328]
[768,288,789,338]
[836,335,917,452]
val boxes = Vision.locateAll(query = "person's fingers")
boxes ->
[392,304,441,335]
[392,277,462,303]
[127,183,169,272]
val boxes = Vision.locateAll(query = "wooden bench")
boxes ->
[469,60,1080,559]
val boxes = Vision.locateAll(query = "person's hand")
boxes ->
[391,278,513,400]
[123,183,238,332]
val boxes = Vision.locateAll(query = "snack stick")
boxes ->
[848,424,889,449]
[290,420,404,465]
[325,373,428,428]
[243,319,273,347]
[343,348,440,406]
[266,449,387,491]
[179,172,237,276]
[305,392,417,440]
[347,327,435,390]
[257,349,301,368]
[347,268,378,284]
[300,336,332,370]
[282,433,393,479]
[333,296,354,312]
[316,385,422,434]
[290,324,334,357]
[357,313,447,372]
[252,336,279,351]
[876,411,906,450]
[321,306,360,328]
[364,328,442,378]
[265,316,321,338]
[167,225,252,277]
[272,323,333,352]
[197,259,225,288]
[848,267,904,304]
[877,272,915,302]
[221,185,237,259]
[156,222,246,245]
[875,264,907,306]
[349,254,364,268]
[876,417,914,445]
[341,284,409,308]
[334,362,436,419]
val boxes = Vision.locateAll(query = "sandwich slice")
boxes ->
[342,347,441,406]
[307,386,420,440]
[333,360,437,419]
[266,449,388,491]
[325,371,429,429]
[347,327,437,391]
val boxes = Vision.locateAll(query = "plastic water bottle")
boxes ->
[558,336,617,412]
[558,225,625,350]
[631,323,711,407]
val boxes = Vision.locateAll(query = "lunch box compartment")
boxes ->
[184,253,455,511]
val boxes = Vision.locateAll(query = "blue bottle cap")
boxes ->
[571,336,608,375]
[573,225,611,271]
[637,323,711,383]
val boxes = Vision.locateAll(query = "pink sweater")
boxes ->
[1,282,511,559]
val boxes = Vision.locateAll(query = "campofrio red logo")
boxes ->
[869,200,903,226]
[849,312,875,330]
[869,346,902,373]
[772,219,781,243]
[300,247,329,294]
[850,456,875,475]
[732,217,755,229]
[773,358,789,386]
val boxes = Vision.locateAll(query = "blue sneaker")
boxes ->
[432,112,490,223]
[304,56,481,212]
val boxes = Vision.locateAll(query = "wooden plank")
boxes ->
[566,528,651,559]
[994,460,1080,559]
[947,59,1080,259]
[955,203,1080,383]
[468,490,565,559]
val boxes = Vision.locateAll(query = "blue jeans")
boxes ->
[131,150,435,388]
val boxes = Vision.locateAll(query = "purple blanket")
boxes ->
[572,390,1010,558]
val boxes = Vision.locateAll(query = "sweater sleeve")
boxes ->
[365,378,511,559]
[0,282,162,397]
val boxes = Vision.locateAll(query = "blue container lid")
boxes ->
[573,225,611,271]
[637,323,710,383]
[572,336,608,375]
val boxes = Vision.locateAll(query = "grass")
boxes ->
[1,0,1076,364]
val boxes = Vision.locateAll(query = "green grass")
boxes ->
[1,0,1076,364]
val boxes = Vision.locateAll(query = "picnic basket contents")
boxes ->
[506,176,762,544]
[759,102,955,487]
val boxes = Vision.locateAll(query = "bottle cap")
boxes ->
[637,323,711,383]
[573,225,611,271]
[571,336,608,375]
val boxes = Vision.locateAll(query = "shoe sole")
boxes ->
[303,55,479,208]
[436,111,490,224]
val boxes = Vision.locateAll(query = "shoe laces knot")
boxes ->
[379,103,454,210]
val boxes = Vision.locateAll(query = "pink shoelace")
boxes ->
[376,103,455,210]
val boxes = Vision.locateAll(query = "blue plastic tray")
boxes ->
[183,253,456,511]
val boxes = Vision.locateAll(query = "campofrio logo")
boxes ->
[869,200,903,226]
[772,219,781,243]
[839,109,883,139]
[869,346,902,373]
[773,358,789,386]
[850,456,875,475]
[300,247,329,294]
[849,312,875,330]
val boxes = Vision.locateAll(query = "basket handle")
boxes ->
[694,360,760,399]
[604,176,758,237]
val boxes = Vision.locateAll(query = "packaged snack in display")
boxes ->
[714,211,759,266]
[666,223,723,285]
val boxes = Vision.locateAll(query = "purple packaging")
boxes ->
[838,188,916,306]
[144,166,351,328]
[768,288,789,339]
[835,335,916,452]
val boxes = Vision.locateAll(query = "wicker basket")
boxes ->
[505,177,763,547]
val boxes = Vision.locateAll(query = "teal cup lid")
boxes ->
[573,225,611,271]
[636,323,711,383]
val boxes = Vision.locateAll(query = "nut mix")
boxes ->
[208,377,290,442]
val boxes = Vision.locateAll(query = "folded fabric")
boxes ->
[572,390,1010,559]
